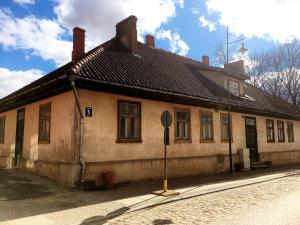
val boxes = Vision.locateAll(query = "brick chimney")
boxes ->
[146,34,155,48]
[116,15,138,54]
[72,27,85,61]
[224,60,245,75]
[202,55,209,65]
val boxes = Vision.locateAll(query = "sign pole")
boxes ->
[164,127,168,192]
[153,111,179,197]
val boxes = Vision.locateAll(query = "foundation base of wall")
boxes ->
[0,150,299,187]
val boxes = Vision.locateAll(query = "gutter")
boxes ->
[69,75,86,185]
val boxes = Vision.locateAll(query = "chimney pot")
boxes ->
[202,55,209,65]
[72,27,85,61]
[116,15,138,54]
[146,35,155,48]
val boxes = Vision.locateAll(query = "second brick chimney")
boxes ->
[72,27,85,61]
[116,15,138,54]
[146,35,155,48]
[202,55,209,65]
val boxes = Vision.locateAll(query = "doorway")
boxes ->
[14,108,25,167]
[245,117,259,162]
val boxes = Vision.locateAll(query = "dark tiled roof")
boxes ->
[1,38,300,119]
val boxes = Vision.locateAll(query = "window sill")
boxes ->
[221,140,234,143]
[200,139,214,143]
[38,140,50,144]
[267,140,275,143]
[116,139,142,143]
[175,139,192,144]
[278,140,285,143]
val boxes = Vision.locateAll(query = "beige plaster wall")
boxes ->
[0,110,17,168]
[79,90,300,184]
[0,91,79,185]
[1,88,299,186]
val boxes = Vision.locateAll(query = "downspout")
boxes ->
[69,76,85,185]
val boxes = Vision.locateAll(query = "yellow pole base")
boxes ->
[163,179,168,192]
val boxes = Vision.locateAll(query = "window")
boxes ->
[221,113,232,141]
[287,122,294,142]
[200,111,213,141]
[0,116,5,144]
[175,108,191,142]
[266,119,275,142]
[117,100,141,142]
[228,80,240,96]
[38,103,51,143]
[277,120,285,142]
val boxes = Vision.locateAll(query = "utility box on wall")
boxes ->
[238,148,250,170]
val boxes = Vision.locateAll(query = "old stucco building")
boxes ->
[0,16,300,187]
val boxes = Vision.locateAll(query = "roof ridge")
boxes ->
[138,42,202,65]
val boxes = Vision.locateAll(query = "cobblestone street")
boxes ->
[106,169,300,225]
[1,167,300,225]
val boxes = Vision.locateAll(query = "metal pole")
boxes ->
[227,84,233,173]
[226,26,229,64]
[164,137,167,192]
[163,113,168,192]
[226,26,233,173]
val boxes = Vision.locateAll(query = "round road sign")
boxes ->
[161,111,172,127]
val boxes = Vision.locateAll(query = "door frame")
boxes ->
[244,116,259,162]
[14,108,25,168]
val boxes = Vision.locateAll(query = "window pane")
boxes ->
[118,102,140,140]
[39,104,51,142]
[221,114,230,141]
[176,109,190,140]
[277,121,285,142]
[201,113,213,140]
[120,103,128,116]
[287,122,294,142]
[128,104,138,116]
[177,112,188,121]
[222,124,229,140]
[228,80,240,96]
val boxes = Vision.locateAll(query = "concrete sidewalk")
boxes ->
[1,166,299,225]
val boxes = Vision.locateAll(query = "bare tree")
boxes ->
[247,39,300,106]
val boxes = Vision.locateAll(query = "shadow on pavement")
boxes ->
[153,219,173,224]
[0,169,53,201]
[1,165,299,222]
[79,207,129,225]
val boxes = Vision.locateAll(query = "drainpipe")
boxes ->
[69,76,85,185]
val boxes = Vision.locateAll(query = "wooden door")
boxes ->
[245,117,259,162]
[14,108,25,167]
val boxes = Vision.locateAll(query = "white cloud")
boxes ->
[199,15,216,32]
[0,67,43,98]
[206,0,300,42]
[0,9,72,66]
[13,0,35,6]
[1,0,184,70]
[54,0,183,49]
[156,29,189,56]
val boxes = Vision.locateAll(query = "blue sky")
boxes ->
[0,0,298,97]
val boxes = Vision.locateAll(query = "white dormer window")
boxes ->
[228,80,240,96]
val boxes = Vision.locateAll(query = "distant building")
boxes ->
[0,16,299,187]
